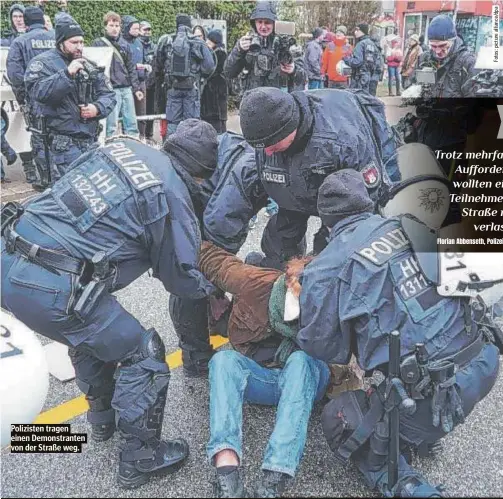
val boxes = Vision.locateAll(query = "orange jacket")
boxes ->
[321,34,352,83]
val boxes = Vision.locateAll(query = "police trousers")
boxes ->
[1,223,165,425]
[166,87,200,134]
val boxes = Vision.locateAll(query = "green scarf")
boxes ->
[268,275,299,366]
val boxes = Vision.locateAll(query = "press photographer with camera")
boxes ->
[224,1,305,97]
[24,14,116,183]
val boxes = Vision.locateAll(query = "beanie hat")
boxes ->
[336,25,347,35]
[240,87,300,148]
[428,14,456,41]
[317,170,374,227]
[208,29,223,46]
[55,13,84,45]
[312,27,323,39]
[410,34,420,43]
[163,119,218,179]
[140,21,151,30]
[24,7,45,27]
[176,14,192,29]
[357,23,369,36]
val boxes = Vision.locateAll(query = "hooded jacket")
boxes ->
[1,4,25,47]
[121,15,146,83]
[322,33,352,83]
[304,38,323,80]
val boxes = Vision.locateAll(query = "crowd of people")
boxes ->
[1,2,502,499]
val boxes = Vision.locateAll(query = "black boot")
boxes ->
[19,151,38,184]
[117,387,189,489]
[254,471,290,498]
[182,348,214,378]
[87,393,116,443]
[211,468,247,498]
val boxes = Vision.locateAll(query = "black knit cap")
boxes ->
[208,29,223,46]
[357,23,369,36]
[163,119,218,179]
[317,170,374,227]
[240,87,300,148]
[55,13,84,45]
[176,14,192,28]
[24,7,44,27]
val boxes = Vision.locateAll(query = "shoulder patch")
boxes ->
[29,60,43,72]
[361,161,381,189]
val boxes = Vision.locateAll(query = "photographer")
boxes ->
[24,14,116,183]
[224,1,305,96]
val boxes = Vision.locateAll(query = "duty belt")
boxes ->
[400,332,487,401]
[4,224,84,276]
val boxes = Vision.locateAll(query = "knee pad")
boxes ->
[122,328,166,367]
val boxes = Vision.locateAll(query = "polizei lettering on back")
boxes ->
[105,142,162,190]
[262,171,287,184]
[358,228,410,265]
[31,39,55,49]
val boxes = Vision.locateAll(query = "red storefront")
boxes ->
[395,0,496,52]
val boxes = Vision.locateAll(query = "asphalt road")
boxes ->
[1,99,503,498]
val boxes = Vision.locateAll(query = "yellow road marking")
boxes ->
[34,336,229,425]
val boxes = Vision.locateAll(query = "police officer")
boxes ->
[6,6,55,188]
[1,4,26,47]
[25,14,116,184]
[369,33,384,97]
[169,128,268,377]
[139,20,157,142]
[224,1,305,97]
[156,14,216,135]
[1,133,217,488]
[297,170,500,497]
[344,23,379,94]
[204,86,398,270]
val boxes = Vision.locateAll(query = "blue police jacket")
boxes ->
[203,132,268,253]
[16,138,213,299]
[205,90,397,255]
[24,48,116,138]
[297,213,475,370]
[344,35,378,75]
[6,24,55,105]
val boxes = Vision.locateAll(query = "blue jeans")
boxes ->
[308,79,323,90]
[207,349,330,476]
[106,87,139,137]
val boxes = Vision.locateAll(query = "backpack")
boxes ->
[363,39,378,69]
[169,29,192,80]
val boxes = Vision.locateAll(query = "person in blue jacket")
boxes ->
[204,86,398,270]
[297,169,500,498]
[1,132,218,489]
[7,6,55,188]
[25,14,116,184]
[121,15,148,139]
[344,23,380,94]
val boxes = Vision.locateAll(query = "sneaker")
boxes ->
[254,471,290,498]
[211,468,247,498]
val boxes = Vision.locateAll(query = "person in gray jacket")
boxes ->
[304,27,324,89]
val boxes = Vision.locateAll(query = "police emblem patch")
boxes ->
[29,61,43,72]
[361,162,381,188]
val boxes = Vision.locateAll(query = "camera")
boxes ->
[274,21,296,65]
[415,67,437,86]
[248,32,263,55]
[76,59,105,82]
